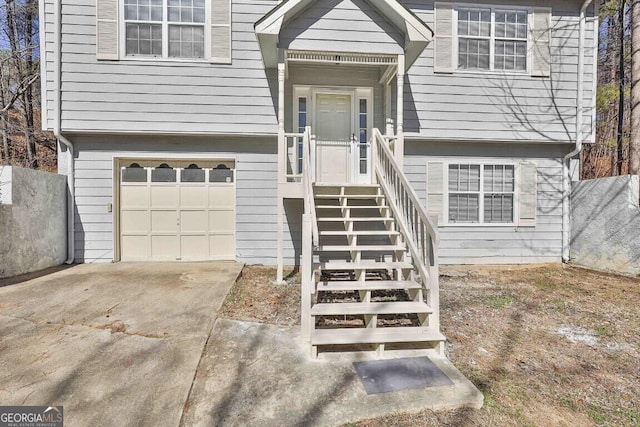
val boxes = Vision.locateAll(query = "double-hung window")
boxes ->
[124,0,206,59]
[448,164,515,224]
[457,7,529,72]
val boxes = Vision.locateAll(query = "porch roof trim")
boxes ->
[254,0,433,71]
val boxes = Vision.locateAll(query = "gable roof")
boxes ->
[254,0,433,70]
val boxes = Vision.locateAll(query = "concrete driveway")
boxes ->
[0,262,242,427]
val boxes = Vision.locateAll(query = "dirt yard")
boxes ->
[219,264,640,426]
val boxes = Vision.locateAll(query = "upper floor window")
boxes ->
[457,7,528,72]
[421,3,554,76]
[124,0,206,59]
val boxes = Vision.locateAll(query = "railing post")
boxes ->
[276,61,286,283]
[395,55,405,169]
[429,235,440,333]
[301,213,312,342]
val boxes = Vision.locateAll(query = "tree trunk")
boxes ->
[617,1,626,176]
[5,0,38,169]
[23,0,37,169]
[631,0,640,174]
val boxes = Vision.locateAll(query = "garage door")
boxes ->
[119,160,235,261]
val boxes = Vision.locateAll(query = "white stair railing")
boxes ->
[371,128,440,330]
[301,125,317,342]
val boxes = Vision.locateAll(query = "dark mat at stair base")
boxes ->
[353,356,454,395]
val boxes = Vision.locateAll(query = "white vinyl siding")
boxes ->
[43,0,593,143]
[404,1,594,143]
[278,0,404,54]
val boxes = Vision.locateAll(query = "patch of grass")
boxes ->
[595,324,613,338]
[222,282,242,306]
[558,397,578,411]
[549,298,568,311]
[534,279,558,291]
[587,403,609,424]
[487,294,514,309]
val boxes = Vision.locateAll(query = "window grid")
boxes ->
[124,0,207,59]
[359,98,368,174]
[297,97,307,174]
[448,164,515,224]
[456,7,529,72]
[457,8,491,70]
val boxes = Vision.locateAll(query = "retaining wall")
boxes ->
[571,175,640,276]
[0,166,67,278]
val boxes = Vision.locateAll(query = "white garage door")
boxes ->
[119,160,235,261]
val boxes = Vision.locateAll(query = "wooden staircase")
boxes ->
[306,183,445,357]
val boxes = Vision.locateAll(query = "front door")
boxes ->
[315,93,352,183]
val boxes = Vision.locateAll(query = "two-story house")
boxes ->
[40,0,597,353]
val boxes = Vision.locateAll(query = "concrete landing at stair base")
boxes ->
[182,318,483,427]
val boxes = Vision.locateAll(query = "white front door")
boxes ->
[315,93,352,183]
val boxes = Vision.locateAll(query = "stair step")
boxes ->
[315,205,389,210]
[314,183,380,188]
[318,261,413,271]
[319,230,400,236]
[317,245,405,252]
[317,217,394,222]
[310,301,432,316]
[315,194,385,199]
[311,327,446,345]
[317,280,422,291]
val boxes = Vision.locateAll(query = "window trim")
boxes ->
[453,3,533,75]
[292,85,374,183]
[443,161,519,227]
[119,0,211,62]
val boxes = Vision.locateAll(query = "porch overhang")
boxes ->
[254,0,433,71]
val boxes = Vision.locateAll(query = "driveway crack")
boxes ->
[0,314,166,339]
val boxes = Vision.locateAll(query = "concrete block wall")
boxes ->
[0,166,67,279]
[570,175,640,276]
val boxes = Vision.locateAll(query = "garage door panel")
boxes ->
[151,235,179,259]
[180,186,207,208]
[121,210,150,233]
[180,235,208,260]
[121,186,149,209]
[209,210,235,231]
[151,211,178,233]
[181,210,208,233]
[151,186,178,208]
[210,234,235,258]
[121,235,150,259]
[208,186,235,208]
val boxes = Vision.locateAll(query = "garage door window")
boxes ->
[181,163,205,182]
[122,163,147,182]
[151,163,177,182]
[210,164,234,183]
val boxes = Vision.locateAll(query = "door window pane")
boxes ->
[359,99,368,174]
